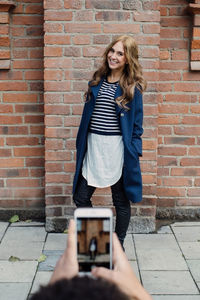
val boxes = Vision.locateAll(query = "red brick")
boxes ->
[45,128,70,139]
[0,37,9,46]
[157,187,185,197]
[174,82,200,92]
[1,158,24,168]
[44,58,72,69]
[6,137,39,146]
[172,50,188,60]
[96,11,130,21]
[0,24,9,34]
[44,70,63,81]
[45,151,71,161]
[180,158,200,166]
[85,0,120,9]
[191,105,200,114]
[3,93,37,103]
[64,162,75,173]
[182,116,200,125]
[159,104,188,114]
[188,188,200,197]
[133,11,160,22]
[45,163,63,172]
[188,147,200,156]
[44,11,73,21]
[14,188,44,198]
[75,11,93,21]
[43,0,63,9]
[159,71,181,81]
[26,157,44,167]
[46,174,70,183]
[25,70,43,80]
[44,23,63,33]
[103,24,140,34]
[165,94,197,103]
[161,17,189,27]
[44,35,70,45]
[45,186,63,195]
[13,16,43,25]
[44,46,62,57]
[0,50,10,59]
[160,39,188,49]
[30,125,44,135]
[65,23,101,34]
[13,38,43,47]
[143,24,160,34]
[161,28,181,38]
[158,146,187,156]
[64,0,82,9]
[160,50,170,60]
[64,93,82,104]
[191,51,200,61]
[13,60,43,69]
[45,81,70,92]
[6,178,40,188]
[64,47,81,57]
[14,147,44,157]
[25,4,43,14]
[73,35,91,45]
[193,27,200,37]
[160,61,188,70]
[0,116,22,124]
[194,15,200,26]
[30,49,43,59]
[45,116,62,126]
[46,139,64,150]
[164,137,195,146]
[192,40,200,49]
[0,104,13,113]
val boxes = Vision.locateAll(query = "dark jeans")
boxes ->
[73,175,131,245]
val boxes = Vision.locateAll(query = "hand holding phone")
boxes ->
[74,208,113,274]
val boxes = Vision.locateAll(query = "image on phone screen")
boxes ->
[77,217,111,272]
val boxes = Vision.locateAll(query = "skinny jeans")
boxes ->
[73,174,131,245]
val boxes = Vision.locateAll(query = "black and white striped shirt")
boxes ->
[89,79,121,135]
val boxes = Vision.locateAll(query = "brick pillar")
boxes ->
[188,0,200,70]
[44,0,160,233]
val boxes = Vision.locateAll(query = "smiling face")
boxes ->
[107,41,127,74]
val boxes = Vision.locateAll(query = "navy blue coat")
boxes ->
[73,78,143,203]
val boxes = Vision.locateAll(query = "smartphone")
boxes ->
[74,207,113,274]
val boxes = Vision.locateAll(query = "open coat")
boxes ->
[73,78,143,203]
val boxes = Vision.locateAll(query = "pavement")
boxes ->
[0,220,200,300]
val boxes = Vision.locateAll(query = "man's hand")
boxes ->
[92,233,153,300]
[50,219,78,284]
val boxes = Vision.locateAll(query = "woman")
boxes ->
[73,35,146,246]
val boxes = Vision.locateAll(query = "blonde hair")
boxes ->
[85,35,146,109]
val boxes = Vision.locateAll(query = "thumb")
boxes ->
[92,267,115,282]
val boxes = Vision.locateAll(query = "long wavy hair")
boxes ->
[85,35,146,109]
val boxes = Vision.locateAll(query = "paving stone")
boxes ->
[129,260,140,281]
[38,250,63,271]
[124,234,136,260]
[1,226,47,244]
[136,247,187,271]
[179,242,200,259]
[171,222,200,227]
[0,283,31,300]
[157,225,172,234]
[0,241,44,260]
[44,233,67,250]
[172,227,200,242]
[0,222,8,242]
[141,271,199,295]
[11,221,44,227]
[31,271,53,294]
[134,233,180,250]
[0,261,38,282]
[187,260,200,281]
[153,296,200,300]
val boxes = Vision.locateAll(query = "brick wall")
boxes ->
[0,0,44,220]
[157,0,200,220]
[1,0,200,229]
[44,0,160,232]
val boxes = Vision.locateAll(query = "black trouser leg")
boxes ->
[73,175,95,207]
[111,176,131,247]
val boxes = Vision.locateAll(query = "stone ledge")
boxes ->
[45,216,156,233]
[0,1,16,12]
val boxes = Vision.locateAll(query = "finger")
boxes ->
[65,219,77,259]
[92,267,115,282]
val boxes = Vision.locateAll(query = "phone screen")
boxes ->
[76,217,111,272]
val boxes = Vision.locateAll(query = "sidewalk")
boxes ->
[0,221,200,300]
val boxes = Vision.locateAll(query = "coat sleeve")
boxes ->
[131,87,144,157]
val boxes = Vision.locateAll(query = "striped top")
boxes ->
[89,79,121,135]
